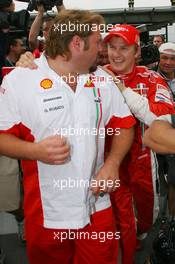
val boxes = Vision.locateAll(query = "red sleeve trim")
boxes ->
[106,115,136,130]
[0,123,34,141]
[0,124,20,137]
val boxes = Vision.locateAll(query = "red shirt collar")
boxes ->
[106,64,136,86]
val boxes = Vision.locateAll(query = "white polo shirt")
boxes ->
[0,53,135,229]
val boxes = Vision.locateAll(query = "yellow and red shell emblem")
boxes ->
[40,79,53,89]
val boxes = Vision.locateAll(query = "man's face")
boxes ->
[107,36,138,75]
[3,1,15,12]
[159,53,175,75]
[153,36,163,48]
[43,20,54,40]
[13,39,25,57]
[96,42,109,66]
[76,30,102,74]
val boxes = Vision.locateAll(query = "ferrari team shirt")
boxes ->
[0,53,135,229]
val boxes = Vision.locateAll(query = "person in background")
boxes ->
[153,35,165,48]
[0,0,15,83]
[0,156,20,264]
[0,2,25,263]
[0,0,15,12]
[144,113,175,221]
[144,115,175,153]
[28,1,65,56]
[154,42,175,226]
[96,33,109,66]
[4,37,25,67]
[158,42,175,99]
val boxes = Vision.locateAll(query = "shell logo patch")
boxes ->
[40,79,53,89]
[84,79,95,88]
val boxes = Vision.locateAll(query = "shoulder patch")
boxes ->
[137,68,160,83]
[155,84,173,105]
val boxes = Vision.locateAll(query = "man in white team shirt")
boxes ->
[0,10,135,264]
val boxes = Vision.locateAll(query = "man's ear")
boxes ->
[70,35,85,52]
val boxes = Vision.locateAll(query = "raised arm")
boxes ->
[28,5,44,50]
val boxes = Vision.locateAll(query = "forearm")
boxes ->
[118,86,174,126]
[121,88,156,126]
[28,13,43,50]
[106,127,134,168]
[143,138,172,154]
[144,121,175,153]
[0,134,37,160]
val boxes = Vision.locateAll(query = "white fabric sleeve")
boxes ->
[122,88,156,126]
[105,82,135,128]
[156,114,172,123]
[0,76,21,131]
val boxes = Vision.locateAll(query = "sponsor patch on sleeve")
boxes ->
[155,84,173,104]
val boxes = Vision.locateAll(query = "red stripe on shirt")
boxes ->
[106,115,136,130]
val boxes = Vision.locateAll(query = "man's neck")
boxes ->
[167,71,175,80]
[158,68,175,80]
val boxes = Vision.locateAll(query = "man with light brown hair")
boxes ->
[0,9,135,264]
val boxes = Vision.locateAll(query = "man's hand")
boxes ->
[90,159,120,195]
[16,51,37,69]
[36,4,44,14]
[34,135,71,165]
[101,65,127,92]
[0,134,70,164]
[90,125,134,195]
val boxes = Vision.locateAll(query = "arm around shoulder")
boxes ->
[144,120,175,154]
